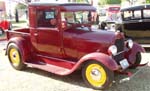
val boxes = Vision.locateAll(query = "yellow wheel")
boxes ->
[82,61,114,90]
[8,43,26,70]
[9,48,20,67]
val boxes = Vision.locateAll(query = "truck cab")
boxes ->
[6,3,146,90]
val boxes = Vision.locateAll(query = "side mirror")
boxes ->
[50,18,57,26]
[61,21,67,30]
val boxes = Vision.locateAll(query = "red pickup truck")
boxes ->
[6,3,145,90]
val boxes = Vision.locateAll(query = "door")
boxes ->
[35,8,63,58]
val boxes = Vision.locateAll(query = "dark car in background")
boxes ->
[119,4,150,48]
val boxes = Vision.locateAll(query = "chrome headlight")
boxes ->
[127,39,133,49]
[108,45,117,55]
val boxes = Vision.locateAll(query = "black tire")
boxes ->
[130,52,141,69]
[82,61,114,90]
[7,43,26,70]
[100,22,107,30]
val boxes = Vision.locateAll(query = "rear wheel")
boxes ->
[82,61,114,90]
[8,43,26,70]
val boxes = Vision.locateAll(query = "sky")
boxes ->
[1,0,17,15]
[3,0,69,15]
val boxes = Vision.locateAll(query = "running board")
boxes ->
[26,62,71,76]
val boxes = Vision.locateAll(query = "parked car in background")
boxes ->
[0,9,11,34]
[118,4,150,48]
[98,5,121,30]
[99,5,120,22]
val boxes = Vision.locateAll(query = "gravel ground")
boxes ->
[0,40,150,91]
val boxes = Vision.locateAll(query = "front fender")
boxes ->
[6,37,31,62]
[125,42,145,64]
[75,52,119,71]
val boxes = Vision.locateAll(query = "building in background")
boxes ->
[0,1,6,17]
[0,1,5,11]
[121,0,146,8]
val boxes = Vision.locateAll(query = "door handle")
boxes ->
[34,33,38,36]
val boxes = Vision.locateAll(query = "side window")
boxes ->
[37,9,57,28]
[133,10,141,19]
[123,11,133,20]
[143,9,150,18]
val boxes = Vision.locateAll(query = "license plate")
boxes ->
[120,59,129,69]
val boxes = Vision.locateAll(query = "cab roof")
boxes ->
[29,2,96,11]
[121,4,150,11]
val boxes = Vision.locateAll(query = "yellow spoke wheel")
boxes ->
[82,61,114,90]
[86,64,107,87]
[9,48,20,67]
[8,43,26,70]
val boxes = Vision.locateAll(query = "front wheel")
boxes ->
[130,52,141,69]
[82,61,114,90]
[8,43,26,70]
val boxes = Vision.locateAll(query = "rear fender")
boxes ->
[6,37,31,62]
[74,53,119,71]
[125,42,145,64]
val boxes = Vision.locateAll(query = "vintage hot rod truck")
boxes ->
[6,3,146,90]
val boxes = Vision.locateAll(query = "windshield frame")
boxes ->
[61,11,94,24]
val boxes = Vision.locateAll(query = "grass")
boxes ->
[10,20,27,24]
[0,33,6,40]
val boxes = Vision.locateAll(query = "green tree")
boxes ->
[99,0,107,5]
[16,3,27,9]
[76,0,87,3]
[146,0,150,3]
[107,0,122,4]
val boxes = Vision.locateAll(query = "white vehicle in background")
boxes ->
[98,5,121,30]
[99,5,120,22]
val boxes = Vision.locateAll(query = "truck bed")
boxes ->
[6,28,30,40]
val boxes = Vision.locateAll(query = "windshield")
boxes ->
[61,11,92,24]
[109,7,120,12]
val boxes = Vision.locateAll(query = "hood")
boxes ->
[76,29,117,45]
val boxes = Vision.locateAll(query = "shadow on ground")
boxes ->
[20,66,149,91]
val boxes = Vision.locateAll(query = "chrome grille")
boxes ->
[115,38,124,52]
[113,38,124,64]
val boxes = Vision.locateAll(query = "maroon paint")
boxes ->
[124,42,145,64]
[0,20,11,31]
[6,3,145,76]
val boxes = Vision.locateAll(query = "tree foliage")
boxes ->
[146,0,150,3]
[76,0,84,2]
[99,0,107,5]
[16,3,27,9]
[107,0,122,4]
[71,0,122,5]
